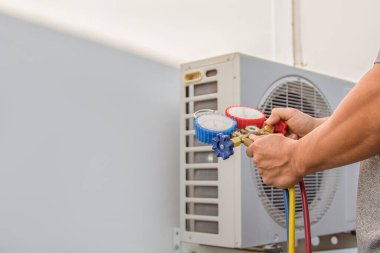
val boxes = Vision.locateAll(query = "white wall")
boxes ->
[0,0,275,68]
[301,0,380,81]
[0,0,379,81]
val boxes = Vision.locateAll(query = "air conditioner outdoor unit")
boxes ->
[179,53,359,248]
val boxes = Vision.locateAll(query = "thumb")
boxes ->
[266,108,296,126]
[265,113,281,126]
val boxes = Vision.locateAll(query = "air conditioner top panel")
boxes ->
[180,52,239,70]
[238,53,354,111]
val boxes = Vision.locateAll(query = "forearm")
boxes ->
[314,117,329,127]
[293,64,380,175]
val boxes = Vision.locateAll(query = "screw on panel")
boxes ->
[263,244,282,253]
[330,235,338,245]
[273,234,279,242]
[311,236,320,246]
[173,228,180,253]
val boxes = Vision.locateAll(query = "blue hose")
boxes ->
[283,189,289,252]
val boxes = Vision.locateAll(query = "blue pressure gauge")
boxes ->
[193,110,237,145]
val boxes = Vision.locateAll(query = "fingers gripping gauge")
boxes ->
[273,120,287,135]
[225,105,266,129]
[193,110,237,145]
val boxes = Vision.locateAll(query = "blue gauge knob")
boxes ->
[194,111,237,144]
[212,133,234,160]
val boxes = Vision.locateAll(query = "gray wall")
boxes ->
[0,14,179,253]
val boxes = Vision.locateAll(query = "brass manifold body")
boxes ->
[230,124,276,147]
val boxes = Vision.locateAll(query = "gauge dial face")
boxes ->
[197,113,235,131]
[227,106,264,119]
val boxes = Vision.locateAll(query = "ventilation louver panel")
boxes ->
[257,76,340,229]
[184,80,220,234]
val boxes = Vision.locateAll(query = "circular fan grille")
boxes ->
[256,76,340,229]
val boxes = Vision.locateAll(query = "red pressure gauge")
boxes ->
[225,105,266,129]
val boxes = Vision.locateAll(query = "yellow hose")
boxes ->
[289,187,296,253]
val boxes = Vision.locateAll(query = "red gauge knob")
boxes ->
[273,121,287,135]
[225,105,266,129]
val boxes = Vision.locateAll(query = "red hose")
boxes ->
[300,180,312,253]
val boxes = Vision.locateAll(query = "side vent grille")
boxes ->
[183,77,219,234]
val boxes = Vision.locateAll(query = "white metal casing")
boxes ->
[180,53,358,248]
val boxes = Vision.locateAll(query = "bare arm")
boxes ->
[247,64,380,188]
[314,117,329,128]
[295,64,380,175]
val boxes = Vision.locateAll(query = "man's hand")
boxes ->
[246,134,304,189]
[266,108,326,138]
[245,108,323,188]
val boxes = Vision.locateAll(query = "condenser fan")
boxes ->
[257,76,339,229]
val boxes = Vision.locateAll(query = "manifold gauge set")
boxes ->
[194,105,286,160]
[193,105,311,253]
